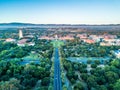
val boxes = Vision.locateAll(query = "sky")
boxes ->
[0,0,120,24]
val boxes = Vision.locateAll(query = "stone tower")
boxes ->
[19,29,23,39]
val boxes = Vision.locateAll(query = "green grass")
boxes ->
[23,53,40,61]
[51,40,64,48]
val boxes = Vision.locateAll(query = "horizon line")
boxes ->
[0,22,120,25]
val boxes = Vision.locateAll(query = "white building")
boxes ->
[5,38,16,42]
[100,39,120,46]
[17,42,35,47]
[19,29,23,39]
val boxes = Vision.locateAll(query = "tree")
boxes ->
[96,76,106,85]
[74,64,79,70]
[81,73,88,81]
[114,79,120,90]
[74,82,84,90]
[96,85,107,90]
[91,64,97,68]
[48,85,53,90]
[63,85,67,90]
[41,77,50,86]
[105,71,119,83]
[71,78,76,84]
[87,75,97,89]
[111,60,120,68]
[87,60,92,64]
[94,60,100,65]
[0,78,23,90]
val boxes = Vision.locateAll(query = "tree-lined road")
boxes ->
[54,48,62,90]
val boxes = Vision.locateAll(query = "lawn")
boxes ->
[51,40,64,48]
[23,53,40,61]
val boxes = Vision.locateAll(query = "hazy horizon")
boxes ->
[0,0,120,24]
[1,22,120,25]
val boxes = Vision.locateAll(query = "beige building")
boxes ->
[19,29,23,39]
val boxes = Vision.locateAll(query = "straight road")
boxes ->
[54,48,62,90]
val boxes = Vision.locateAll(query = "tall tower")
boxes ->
[19,29,23,39]
[55,35,58,40]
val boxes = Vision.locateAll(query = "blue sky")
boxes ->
[0,0,120,24]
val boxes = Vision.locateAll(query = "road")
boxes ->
[54,48,62,90]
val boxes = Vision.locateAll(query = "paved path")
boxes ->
[54,48,62,90]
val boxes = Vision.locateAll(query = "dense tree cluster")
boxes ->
[61,53,120,90]
[0,39,53,89]
[62,58,85,86]
[0,59,51,89]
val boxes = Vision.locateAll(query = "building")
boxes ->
[39,36,54,40]
[77,34,88,39]
[17,39,35,46]
[55,35,58,40]
[59,36,74,40]
[83,39,96,44]
[5,38,16,42]
[19,29,23,39]
[89,35,104,42]
[100,39,120,46]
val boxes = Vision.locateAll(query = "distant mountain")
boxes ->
[0,22,120,27]
[0,22,37,26]
[0,22,120,26]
